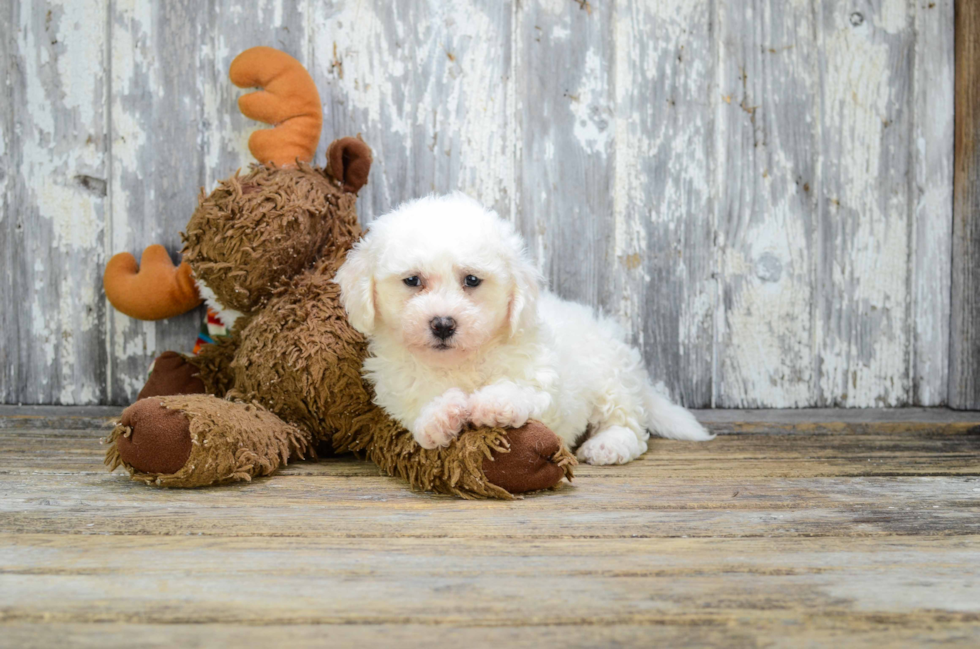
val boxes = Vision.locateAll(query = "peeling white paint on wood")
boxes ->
[317,0,516,221]
[106,0,210,403]
[612,0,714,407]
[204,0,308,189]
[515,0,614,321]
[0,0,958,408]
[911,0,954,406]
[715,0,818,408]
[816,0,916,407]
[3,0,109,405]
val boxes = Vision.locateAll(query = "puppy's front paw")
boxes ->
[469,383,545,429]
[576,426,648,465]
[412,388,471,449]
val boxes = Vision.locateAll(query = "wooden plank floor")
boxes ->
[1,407,979,648]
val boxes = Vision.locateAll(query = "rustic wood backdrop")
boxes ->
[0,0,959,408]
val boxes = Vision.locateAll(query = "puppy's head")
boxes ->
[335,193,540,364]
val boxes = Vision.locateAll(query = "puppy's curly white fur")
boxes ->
[335,193,712,464]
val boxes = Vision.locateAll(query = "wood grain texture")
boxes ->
[1,535,979,624]
[315,0,516,222]
[2,1,109,405]
[514,0,614,315]
[0,1,963,407]
[716,0,818,407]
[612,0,715,406]
[951,0,980,409]
[1,408,979,646]
[5,621,980,649]
[105,0,209,402]
[0,1,15,402]
[912,0,954,405]
[105,0,310,404]
[816,1,916,407]
[4,476,980,538]
[202,0,309,188]
[6,417,980,488]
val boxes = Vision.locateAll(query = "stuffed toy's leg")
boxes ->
[111,340,572,495]
[340,410,575,500]
[105,393,573,496]
[137,327,241,401]
[105,395,313,487]
[137,352,206,400]
[187,330,241,398]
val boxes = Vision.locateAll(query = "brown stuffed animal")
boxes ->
[102,47,574,498]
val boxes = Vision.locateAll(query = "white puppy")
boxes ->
[335,193,712,464]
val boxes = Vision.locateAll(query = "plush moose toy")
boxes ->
[102,47,573,498]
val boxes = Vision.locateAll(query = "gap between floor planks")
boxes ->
[1,407,979,646]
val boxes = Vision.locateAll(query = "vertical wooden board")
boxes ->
[200,0,309,189]
[715,1,818,407]
[611,0,714,406]
[0,0,957,407]
[0,1,15,401]
[106,1,210,403]
[107,1,311,405]
[2,0,108,405]
[514,0,614,312]
[910,0,953,405]
[313,0,516,223]
[814,0,914,406]
[950,0,980,409]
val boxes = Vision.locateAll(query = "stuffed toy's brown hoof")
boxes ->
[115,399,193,475]
[106,394,314,488]
[482,421,575,494]
[137,351,206,400]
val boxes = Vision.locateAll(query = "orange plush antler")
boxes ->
[104,245,202,320]
[230,47,322,167]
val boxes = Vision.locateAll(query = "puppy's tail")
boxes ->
[642,386,714,441]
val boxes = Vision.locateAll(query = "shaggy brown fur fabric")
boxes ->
[107,394,313,488]
[192,326,246,399]
[226,252,373,446]
[107,398,571,498]
[182,163,359,315]
[137,351,206,400]
[350,411,573,499]
[105,155,574,497]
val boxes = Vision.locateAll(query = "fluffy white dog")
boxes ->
[335,193,712,464]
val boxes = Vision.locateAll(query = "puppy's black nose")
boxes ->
[430,316,457,340]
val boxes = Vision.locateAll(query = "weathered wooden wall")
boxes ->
[951,0,980,409]
[0,0,957,408]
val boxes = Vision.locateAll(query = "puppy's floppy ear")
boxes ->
[508,256,541,338]
[334,243,376,335]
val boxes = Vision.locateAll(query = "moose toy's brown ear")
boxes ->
[326,136,373,194]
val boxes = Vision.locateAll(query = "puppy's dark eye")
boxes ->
[403,276,421,287]
[464,275,482,288]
